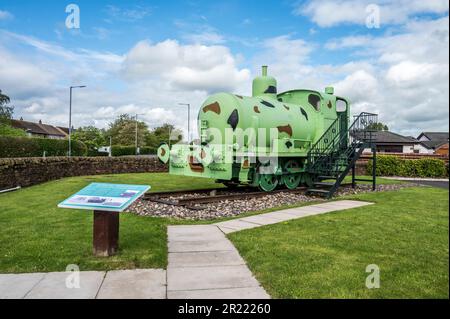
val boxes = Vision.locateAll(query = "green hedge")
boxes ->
[0,136,87,158]
[111,145,157,156]
[367,155,448,178]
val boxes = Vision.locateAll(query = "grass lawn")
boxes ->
[229,186,449,298]
[0,172,448,299]
[0,173,219,273]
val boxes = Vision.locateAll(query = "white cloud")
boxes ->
[122,39,250,92]
[385,61,445,87]
[296,0,449,27]
[0,47,55,98]
[105,5,151,22]
[334,70,378,101]
[253,16,448,136]
[325,35,373,50]
[324,17,449,135]
[183,31,225,45]
[0,31,250,138]
[0,10,13,20]
[1,12,448,138]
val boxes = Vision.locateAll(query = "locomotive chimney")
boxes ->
[252,65,277,98]
[262,65,268,76]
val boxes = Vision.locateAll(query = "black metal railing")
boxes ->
[307,112,378,175]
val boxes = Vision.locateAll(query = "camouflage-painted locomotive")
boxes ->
[158,66,350,191]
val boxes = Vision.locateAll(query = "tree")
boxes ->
[0,90,14,124]
[72,126,106,155]
[145,123,183,148]
[0,90,25,137]
[106,114,150,147]
[368,122,389,131]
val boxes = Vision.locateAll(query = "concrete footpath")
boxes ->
[0,200,372,299]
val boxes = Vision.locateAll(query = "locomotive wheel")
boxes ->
[302,173,318,188]
[258,174,279,192]
[282,160,301,190]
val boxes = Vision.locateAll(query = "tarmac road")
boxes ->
[406,180,449,189]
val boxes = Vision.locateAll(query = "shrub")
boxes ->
[367,155,447,178]
[0,136,87,158]
[0,124,27,137]
[111,145,157,156]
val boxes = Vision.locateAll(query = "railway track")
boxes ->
[142,186,307,209]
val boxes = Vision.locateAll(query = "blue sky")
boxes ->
[1,0,376,65]
[0,0,448,136]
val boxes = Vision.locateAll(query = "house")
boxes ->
[417,132,449,155]
[364,131,431,154]
[11,119,69,139]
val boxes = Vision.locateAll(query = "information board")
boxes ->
[58,183,150,212]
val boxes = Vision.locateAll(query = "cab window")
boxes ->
[308,94,321,111]
[336,99,347,112]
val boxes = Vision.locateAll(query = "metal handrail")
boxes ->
[307,112,378,173]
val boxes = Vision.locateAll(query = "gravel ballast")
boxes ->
[128,183,417,220]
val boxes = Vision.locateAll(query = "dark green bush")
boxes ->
[0,136,87,157]
[111,145,157,156]
[367,155,447,178]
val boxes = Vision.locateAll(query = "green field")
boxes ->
[0,173,448,298]
[229,187,449,298]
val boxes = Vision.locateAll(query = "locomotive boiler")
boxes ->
[158,66,351,191]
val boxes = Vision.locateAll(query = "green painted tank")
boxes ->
[158,66,350,191]
[201,66,324,149]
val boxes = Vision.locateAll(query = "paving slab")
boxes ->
[239,215,284,226]
[279,207,324,217]
[215,220,261,232]
[289,205,333,212]
[218,226,242,234]
[309,203,350,211]
[168,225,224,242]
[0,273,45,299]
[168,239,236,252]
[255,211,298,221]
[167,265,260,291]
[25,271,105,299]
[168,287,270,299]
[169,251,245,268]
[96,269,166,299]
[331,200,374,207]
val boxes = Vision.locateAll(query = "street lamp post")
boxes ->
[135,113,144,155]
[68,85,86,157]
[178,103,190,142]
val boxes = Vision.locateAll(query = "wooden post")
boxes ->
[93,210,119,257]
[372,145,377,191]
[351,164,356,189]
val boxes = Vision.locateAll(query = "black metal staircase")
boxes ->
[306,112,378,198]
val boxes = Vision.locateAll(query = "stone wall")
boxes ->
[0,156,167,190]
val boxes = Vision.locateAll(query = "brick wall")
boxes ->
[0,156,167,190]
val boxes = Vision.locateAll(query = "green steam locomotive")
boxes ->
[158,66,353,192]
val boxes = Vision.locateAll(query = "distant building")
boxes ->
[11,119,69,139]
[363,131,430,154]
[417,132,449,155]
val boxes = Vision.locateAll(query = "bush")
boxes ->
[111,145,157,156]
[367,155,448,178]
[0,124,27,137]
[0,136,87,157]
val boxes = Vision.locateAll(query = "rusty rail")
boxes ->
[143,186,307,209]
